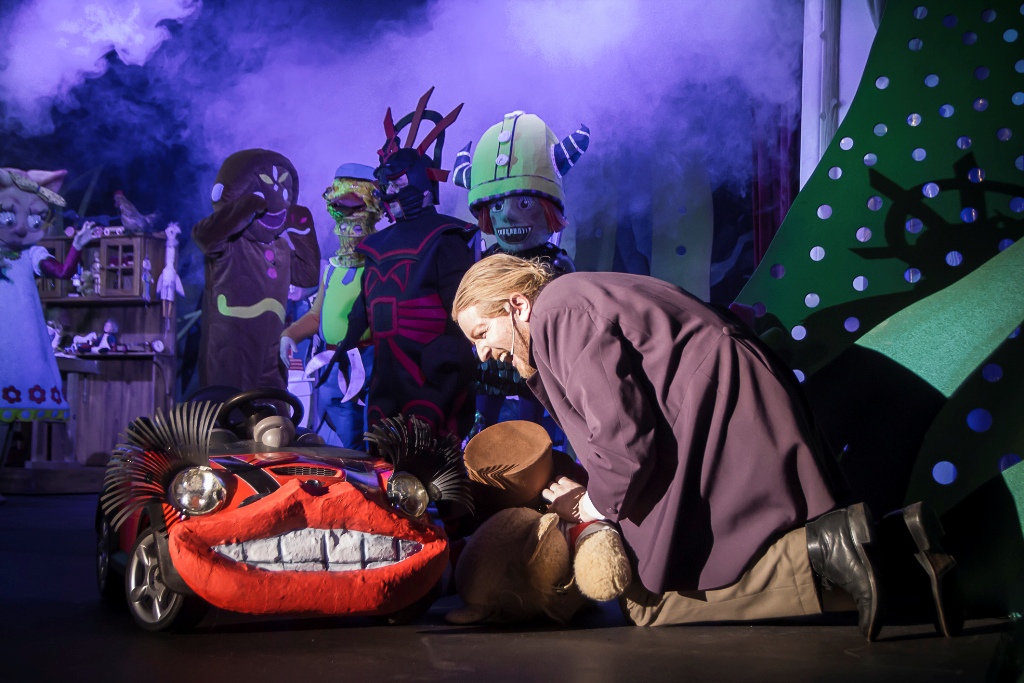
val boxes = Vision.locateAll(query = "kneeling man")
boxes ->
[453,254,954,640]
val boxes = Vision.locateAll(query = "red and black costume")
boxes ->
[332,89,477,439]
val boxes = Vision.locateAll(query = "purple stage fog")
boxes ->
[0,0,801,338]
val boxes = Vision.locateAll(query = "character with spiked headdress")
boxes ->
[0,168,98,429]
[192,149,321,393]
[326,88,477,441]
[280,163,383,447]
[452,112,590,431]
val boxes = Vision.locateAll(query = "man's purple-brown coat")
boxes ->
[525,272,837,594]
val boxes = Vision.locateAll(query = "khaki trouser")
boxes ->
[622,527,823,626]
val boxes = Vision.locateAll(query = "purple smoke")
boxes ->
[1,0,802,310]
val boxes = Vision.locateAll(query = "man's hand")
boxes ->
[542,477,587,523]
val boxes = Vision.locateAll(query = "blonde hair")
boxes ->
[452,254,555,320]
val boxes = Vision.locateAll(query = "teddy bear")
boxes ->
[444,420,631,624]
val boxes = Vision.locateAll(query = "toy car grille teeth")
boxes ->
[211,528,423,572]
[269,466,342,478]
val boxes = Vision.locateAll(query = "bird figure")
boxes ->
[113,190,160,233]
[156,222,185,327]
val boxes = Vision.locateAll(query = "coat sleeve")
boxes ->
[36,245,82,279]
[191,195,267,256]
[538,308,659,522]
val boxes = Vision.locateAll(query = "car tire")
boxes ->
[124,528,207,632]
[96,512,124,604]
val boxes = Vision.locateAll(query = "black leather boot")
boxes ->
[878,501,964,638]
[806,502,884,641]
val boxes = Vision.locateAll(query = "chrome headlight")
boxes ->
[387,473,429,518]
[168,466,226,516]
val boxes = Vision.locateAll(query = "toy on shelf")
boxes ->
[89,251,102,295]
[71,331,98,354]
[96,319,119,352]
[141,257,152,302]
[156,222,185,329]
[112,190,159,234]
[46,318,64,356]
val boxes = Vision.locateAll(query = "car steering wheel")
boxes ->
[216,388,304,440]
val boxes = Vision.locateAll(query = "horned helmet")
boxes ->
[375,87,463,222]
[452,112,589,252]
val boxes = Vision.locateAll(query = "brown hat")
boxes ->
[464,420,554,511]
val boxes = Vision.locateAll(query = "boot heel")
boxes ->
[903,501,941,552]
[926,559,964,638]
[847,502,877,546]
[902,502,964,637]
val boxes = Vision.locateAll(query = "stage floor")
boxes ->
[1,494,1018,682]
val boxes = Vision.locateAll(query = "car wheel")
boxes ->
[125,528,207,632]
[96,514,124,604]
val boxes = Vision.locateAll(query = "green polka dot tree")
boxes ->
[735,0,1024,614]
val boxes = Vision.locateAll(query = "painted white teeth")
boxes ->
[212,529,423,572]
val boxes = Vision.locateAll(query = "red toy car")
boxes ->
[95,389,470,632]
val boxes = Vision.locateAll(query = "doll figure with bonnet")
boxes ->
[0,167,97,432]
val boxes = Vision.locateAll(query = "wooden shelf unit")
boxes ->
[38,234,165,301]
[32,235,176,465]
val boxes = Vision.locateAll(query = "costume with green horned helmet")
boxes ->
[453,111,589,274]
[453,112,590,433]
